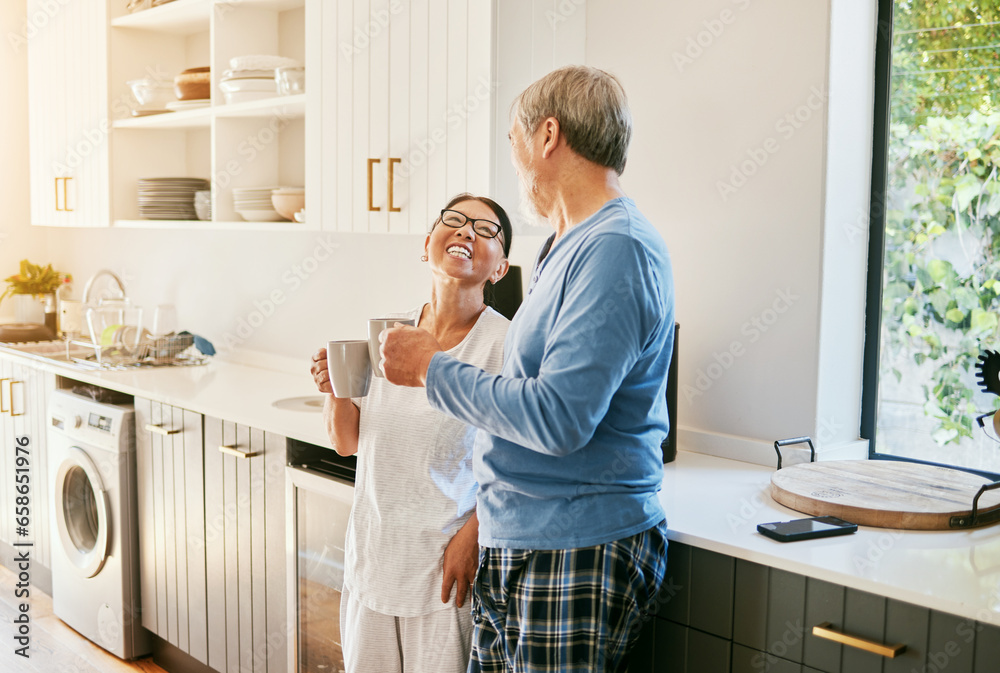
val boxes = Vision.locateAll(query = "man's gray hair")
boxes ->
[512,65,632,175]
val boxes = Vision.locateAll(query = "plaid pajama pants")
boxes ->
[468,520,668,673]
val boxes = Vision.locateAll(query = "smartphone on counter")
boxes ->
[757,515,858,542]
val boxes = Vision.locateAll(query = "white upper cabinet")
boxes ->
[27,0,111,227]
[313,0,586,234]
[25,0,583,232]
[315,0,493,234]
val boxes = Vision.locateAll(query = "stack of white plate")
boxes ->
[138,177,210,220]
[233,186,282,222]
[220,55,300,104]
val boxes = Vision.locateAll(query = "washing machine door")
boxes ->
[54,446,110,578]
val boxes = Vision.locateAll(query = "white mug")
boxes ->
[327,340,372,398]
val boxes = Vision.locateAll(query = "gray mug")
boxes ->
[327,340,372,397]
[368,317,416,377]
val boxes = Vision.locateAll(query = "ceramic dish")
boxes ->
[219,78,277,93]
[223,90,277,104]
[236,209,284,222]
[165,99,211,111]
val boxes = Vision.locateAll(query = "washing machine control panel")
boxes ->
[88,412,113,433]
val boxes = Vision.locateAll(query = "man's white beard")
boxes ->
[517,172,548,230]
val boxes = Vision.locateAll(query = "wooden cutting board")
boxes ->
[770,460,1000,530]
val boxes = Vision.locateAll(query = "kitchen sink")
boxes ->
[0,340,106,369]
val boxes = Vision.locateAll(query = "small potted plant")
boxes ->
[1,259,73,324]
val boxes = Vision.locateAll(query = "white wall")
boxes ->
[5,0,879,463]
[586,0,874,461]
[0,0,46,319]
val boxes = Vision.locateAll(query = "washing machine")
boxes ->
[47,389,151,659]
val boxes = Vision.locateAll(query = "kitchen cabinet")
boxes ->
[0,356,56,571]
[317,0,491,234]
[26,0,111,227]
[107,0,308,229]
[638,541,1000,673]
[204,418,286,673]
[314,0,586,234]
[28,0,584,231]
[134,398,209,663]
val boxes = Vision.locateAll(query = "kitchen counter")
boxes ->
[0,345,332,448]
[5,343,997,626]
[662,451,1000,626]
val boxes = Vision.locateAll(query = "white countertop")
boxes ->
[662,451,1000,626]
[0,346,333,449]
[6,345,998,625]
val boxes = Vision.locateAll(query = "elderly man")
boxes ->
[382,65,674,672]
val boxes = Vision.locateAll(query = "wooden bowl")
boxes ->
[175,68,210,101]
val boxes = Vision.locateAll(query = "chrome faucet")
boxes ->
[82,269,127,305]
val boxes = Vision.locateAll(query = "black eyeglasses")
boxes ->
[439,209,502,240]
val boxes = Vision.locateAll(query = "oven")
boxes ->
[285,439,355,673]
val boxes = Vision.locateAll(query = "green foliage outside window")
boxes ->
[881,1,1000,444]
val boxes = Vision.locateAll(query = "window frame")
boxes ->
[860,0,1000,481]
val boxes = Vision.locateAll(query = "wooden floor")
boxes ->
[0,564,167,673]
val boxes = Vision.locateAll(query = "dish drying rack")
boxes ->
[69,333,208,369]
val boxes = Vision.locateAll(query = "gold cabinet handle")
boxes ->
[219,445,261,459]
[812,622,906,658]
[63,177,73,212]
[9,380,23,417]
[145,423,181,436]
[55,178,63,211]
[0,378,9,414]
[387,157,401,212]
[367,158,381,212]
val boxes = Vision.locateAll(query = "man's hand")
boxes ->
[441,512,479,607]
[310,348,333,394]
[380,324,442,387]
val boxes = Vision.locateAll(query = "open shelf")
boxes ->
[113,107,212,130]
[115,218,314,231]
[213,94,306,119]
[111,0,211,36]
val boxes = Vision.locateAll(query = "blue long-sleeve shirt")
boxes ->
[426,197,675,549]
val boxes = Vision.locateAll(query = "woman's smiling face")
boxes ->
[426,198,508,289]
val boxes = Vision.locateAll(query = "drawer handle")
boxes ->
[9,380,23,417]
[145,423,181,436]
[812,622,906,658]
[0,378,9,414]
[219,445,261,459]
[367,158,381,212]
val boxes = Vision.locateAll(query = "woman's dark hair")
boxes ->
[434,193,514,308]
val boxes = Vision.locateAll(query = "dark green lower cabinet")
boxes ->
[648,542,1000,673]
[656,621,732,673]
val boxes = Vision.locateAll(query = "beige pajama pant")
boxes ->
[341,586,474,673]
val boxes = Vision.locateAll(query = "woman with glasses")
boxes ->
[310,193,513,673]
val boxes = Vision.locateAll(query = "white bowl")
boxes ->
[219,78,277,94]
[223,90,278,105]
[236,208,284,222]
[128,78,175,108]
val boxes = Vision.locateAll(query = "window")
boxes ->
[863,0,1000,477]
